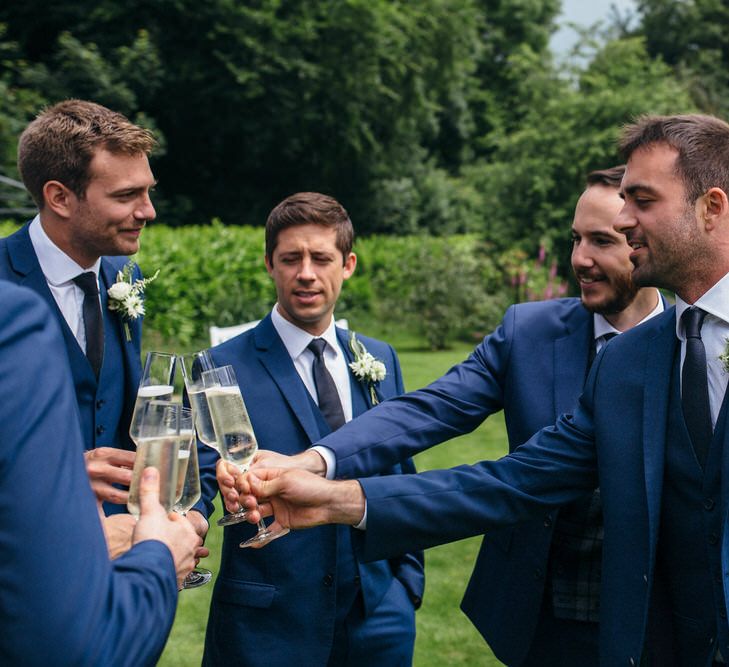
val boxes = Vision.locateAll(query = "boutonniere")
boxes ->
[720,338,729,373]
[348,331,386,405]
[107,261,159,341]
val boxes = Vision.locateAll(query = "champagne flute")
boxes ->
[127,401,188,517]
[129,352,177,447]
[202,365,289,547]
[173,437,213,588]
[179,350,218,452]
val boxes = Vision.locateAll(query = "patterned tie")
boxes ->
[307,338,346,431]
[73,272,104,379]
[681,306,712,468]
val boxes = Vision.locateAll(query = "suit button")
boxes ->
[721,609,727,620]
[543,516,552,528]
[533,568,543,580]
[704,498,715,511]
[96,425,105,436]
[96,399,105,410]
[353,575,361,585]
[323,574,334,587]
[629,659,636,666]
[709,532,719,545]
[411,596,422,610]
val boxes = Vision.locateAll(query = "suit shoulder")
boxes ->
[506,298,586,331]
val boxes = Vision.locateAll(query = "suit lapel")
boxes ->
[337,327,371,417]
[642,310,678,557]
[553,307,592,416]
[7,226,92,375]
[254,316,323,443]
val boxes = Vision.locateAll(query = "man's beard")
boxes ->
[581,272,640,316]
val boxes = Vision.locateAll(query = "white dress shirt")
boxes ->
[593,288,665,353]
[28,215,101,353]
[270,305,353,422]
[675,273,729,428]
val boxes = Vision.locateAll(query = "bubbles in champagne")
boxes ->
[205,385,258,470]
[129,384,174,444]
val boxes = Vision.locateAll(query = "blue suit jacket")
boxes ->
[199,314,425,666]
[351,306,705,667]
[0,223,142,458]
[0,281,177,666]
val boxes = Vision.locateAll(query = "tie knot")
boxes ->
[307,338,328,359]
[602,332,618,344]
[73,272,99,297]
[682,306,707,339]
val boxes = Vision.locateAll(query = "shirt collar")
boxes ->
[29,215,101,285]
[593,287,665,340]
[675,271,729,339]
[270,305,340,360]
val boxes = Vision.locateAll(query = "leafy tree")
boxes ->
[467,35,694,270]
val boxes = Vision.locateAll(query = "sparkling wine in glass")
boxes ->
[127,401,187,517]
[202,365,289,547]
[172,437,213,589]
[179,350,218,452]
[129,352,177,446]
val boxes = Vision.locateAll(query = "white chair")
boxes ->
[209,318,349,346]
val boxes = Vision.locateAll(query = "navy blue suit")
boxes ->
[0,223,142,454]
[0,281,177,666]
[346,306,728,666]
[199,314,425,666]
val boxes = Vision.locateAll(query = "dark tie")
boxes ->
[586,331,618,372]
[681,306,712,468]
[73,272,104,379]
[307,338,346,431]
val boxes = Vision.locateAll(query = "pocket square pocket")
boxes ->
[215,577,278,609]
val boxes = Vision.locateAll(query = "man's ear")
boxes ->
[342,252,357,280]
[42,180,76,219]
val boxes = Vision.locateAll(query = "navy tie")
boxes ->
[307,338,345,431]
[681,307,712,468]
[73,272,104,379]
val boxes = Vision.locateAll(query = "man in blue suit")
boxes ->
[245,114,729,666]
[0,100,208,551]
[0,280,200,666]
[201,193,424,666]
[0,100,153,504]
[222,169,663,665]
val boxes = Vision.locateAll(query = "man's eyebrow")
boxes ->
[621,183,656,198]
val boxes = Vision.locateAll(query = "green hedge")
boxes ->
[1,220,546,348]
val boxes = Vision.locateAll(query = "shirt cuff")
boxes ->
[353,501,367,530]
[311,445,336,479]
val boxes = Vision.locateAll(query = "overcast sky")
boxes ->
[550,0,638,56]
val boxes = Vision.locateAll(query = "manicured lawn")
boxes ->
[158,342,507,666]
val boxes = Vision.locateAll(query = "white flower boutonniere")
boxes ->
[348,331,386,405]
[108,261,159,341]
[720,338,729,373]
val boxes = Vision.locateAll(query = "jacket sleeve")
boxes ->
[0,282,178,667]
[319,308,516,479]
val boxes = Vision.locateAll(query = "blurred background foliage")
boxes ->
[0,0,721,346]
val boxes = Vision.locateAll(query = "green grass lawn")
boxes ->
[158,342,508,666]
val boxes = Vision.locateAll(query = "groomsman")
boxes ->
[245,114,729,666]
[0,100,154,508]
[224,167,665,665]
[0,100,207,554]
[0,280,199,666]
[201,192,424,666]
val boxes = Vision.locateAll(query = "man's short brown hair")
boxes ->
[619,114,729,204]
[18,99,156,207]
[265,192,354,265]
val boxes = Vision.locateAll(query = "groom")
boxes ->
[199,192,424,666]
